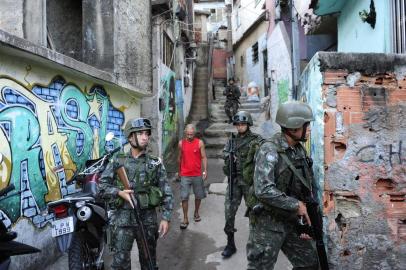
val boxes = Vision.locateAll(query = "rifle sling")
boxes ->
[279,152,312,192]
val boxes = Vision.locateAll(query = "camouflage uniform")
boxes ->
[223,84,241,122]
[223,129,262,233]
[99,152,173,270]
[246,132,318,270]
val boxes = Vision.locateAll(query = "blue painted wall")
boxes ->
[338,0,391,53]
[297,53,324,199]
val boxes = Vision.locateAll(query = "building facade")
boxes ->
[0,1,151,269]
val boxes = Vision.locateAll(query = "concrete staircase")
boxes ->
[189,66,209,123]
[204,82,262,158]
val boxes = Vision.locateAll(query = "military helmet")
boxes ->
[124,117,152,138]
[276,101,313,129]
[232,111,253,126]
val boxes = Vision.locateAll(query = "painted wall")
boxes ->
[159,64,178,160]
[267,22,292,121]
[213,49,228,79]
[231,0,265,44]
[299,52,406,269]
[0,51,140,269]
[245,32,267,98]
[338,0,392,53]
[234,20,268,94]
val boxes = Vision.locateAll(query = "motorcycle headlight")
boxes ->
[76,206,92,221]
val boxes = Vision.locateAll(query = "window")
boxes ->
[252,42,259,63]
[240,54,244,67]
[391,0,406,53]
[162,33,174,70]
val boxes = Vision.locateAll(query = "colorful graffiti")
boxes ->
[277,79,289,104]
[0,76,125,228]
[160,66,178,158]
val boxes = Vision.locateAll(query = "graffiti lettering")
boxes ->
[356,141,405,166]
[0,77,125,227]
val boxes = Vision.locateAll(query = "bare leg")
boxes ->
[194,199,201,218]
[182,200,189,224]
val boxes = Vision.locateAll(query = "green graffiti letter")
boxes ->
[0,106,47,221]
[59,85,93,171]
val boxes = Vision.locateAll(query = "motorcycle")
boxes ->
[47,133,121,270]
[0,181,41,270]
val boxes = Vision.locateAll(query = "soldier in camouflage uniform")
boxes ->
[99,118,173,270]
[222,111,262,258]
[223,78,241,123]
[246,101,319,269]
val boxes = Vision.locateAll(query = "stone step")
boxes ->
[204,137,228,148]
[205,148,224,158]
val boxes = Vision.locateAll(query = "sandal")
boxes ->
[194,215,201,222]
[180,222,189,229]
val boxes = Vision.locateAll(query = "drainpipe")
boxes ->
[290,0,300,99]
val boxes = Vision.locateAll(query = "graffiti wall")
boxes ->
[0,76,127,228]
[159,64,178,158]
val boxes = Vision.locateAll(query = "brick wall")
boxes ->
[299,52,406,269]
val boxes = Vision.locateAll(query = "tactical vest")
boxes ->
[114,153,163,209]
[246,140,314,220]
[223,132,261,181]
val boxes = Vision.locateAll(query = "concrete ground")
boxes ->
[45,157,292,270]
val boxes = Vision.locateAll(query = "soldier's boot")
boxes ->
[221,233,236,258]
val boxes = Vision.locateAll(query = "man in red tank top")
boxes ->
[178,124,208,229]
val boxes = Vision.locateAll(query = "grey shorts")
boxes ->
[180,176,207,201]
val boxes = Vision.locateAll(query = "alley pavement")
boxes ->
[45,157,292,270]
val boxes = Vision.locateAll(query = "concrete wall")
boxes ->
[114,0,152,92]
[194,1,226,32]
[47,0,83,61]
[231,0,265,44]
[338,0,391,53]
[0,0,46,46]
[0,46,142,270]
[213,48,228,79]
[299,52,406,270]
[194,12,209,43]
[267,22,292,121]
[234,20,267,94]
[149,14,194,159]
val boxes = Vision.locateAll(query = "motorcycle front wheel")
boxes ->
[68,233,93,270]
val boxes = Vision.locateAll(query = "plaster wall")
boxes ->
[338,0,392,53]
[231,0,265,44]
[245,32,267,98]
[234,20,267,93]
[267,22,292,121]
[299,52,406,269]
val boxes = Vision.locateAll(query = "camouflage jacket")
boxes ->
[223,85,241,101]
[99,151,173,225]
[253,132,317,216]
[223,130,262,185]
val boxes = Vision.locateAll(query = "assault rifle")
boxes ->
[228,133,236,199]
[297,197,329,270]
[116,166,154,270]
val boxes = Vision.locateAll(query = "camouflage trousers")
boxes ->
[110,224,159,270]
[246,213,318,270]
[224,183,250,234]
[224,99,239,120]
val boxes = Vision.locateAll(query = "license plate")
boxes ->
[51,216,74,237]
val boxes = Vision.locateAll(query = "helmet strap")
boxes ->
[282,123,308,142]
[129,132,147,150]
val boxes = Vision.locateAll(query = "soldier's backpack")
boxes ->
[242,137,266,187]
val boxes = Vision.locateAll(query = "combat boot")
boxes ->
[221,233,236,258]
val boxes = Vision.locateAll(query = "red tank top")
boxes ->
[180,138,202,176]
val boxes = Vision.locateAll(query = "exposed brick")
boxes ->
[323,69,348,85]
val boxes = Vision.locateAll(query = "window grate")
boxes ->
[252,42,259,63]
